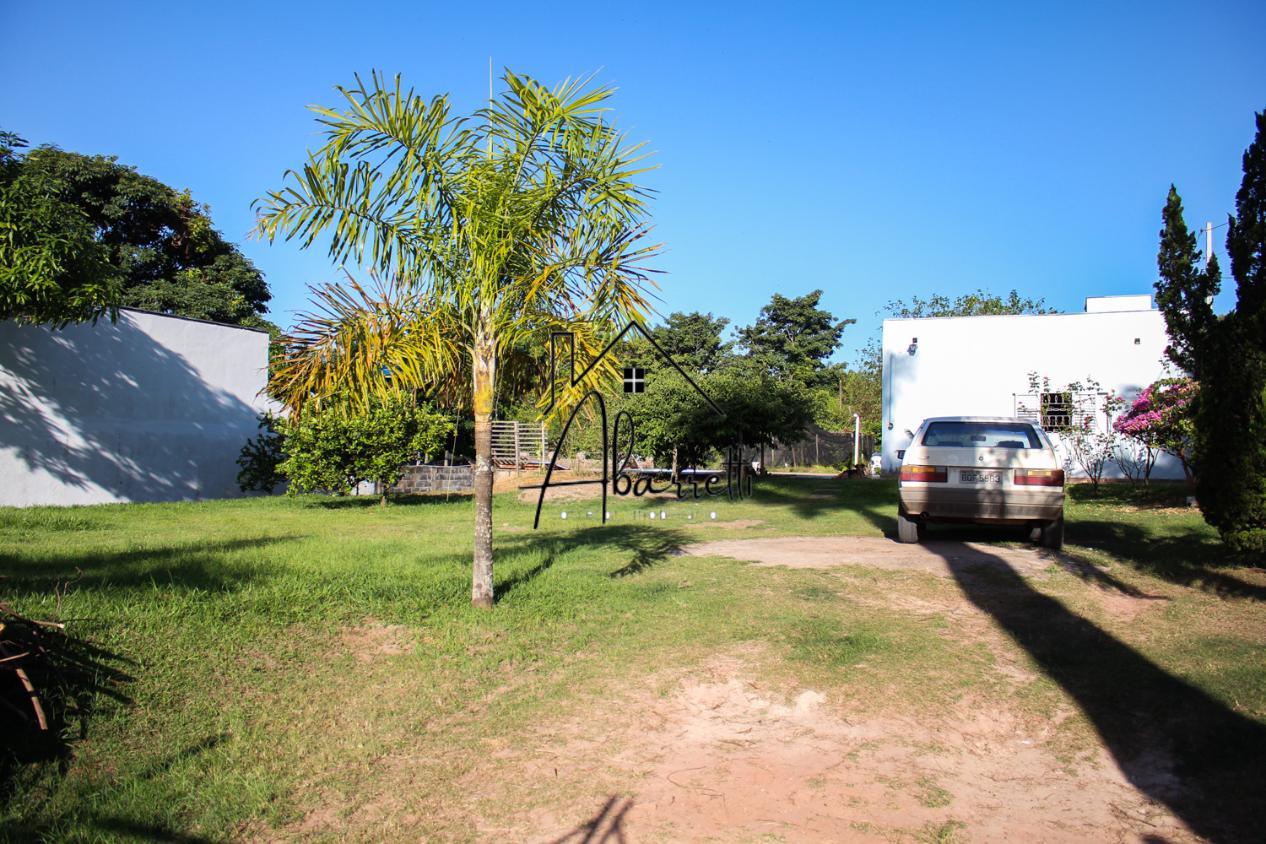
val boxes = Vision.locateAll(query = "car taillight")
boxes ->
[900,465,947,483]
[1014,468,1065,487]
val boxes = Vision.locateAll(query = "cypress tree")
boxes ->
[1226,111,1266,346]
[1154,186,1219,378]
[1194,112,1266,552]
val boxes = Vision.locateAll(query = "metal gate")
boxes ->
[490,420,547,469]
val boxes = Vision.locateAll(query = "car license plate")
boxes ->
[960,470,1003,484]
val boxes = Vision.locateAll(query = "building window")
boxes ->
[623,367,646,393]
[1040,391,1073,433]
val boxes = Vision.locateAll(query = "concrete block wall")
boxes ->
[391,464,474,494]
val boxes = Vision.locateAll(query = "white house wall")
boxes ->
[0,309,271,506]
[880,308,1185,479]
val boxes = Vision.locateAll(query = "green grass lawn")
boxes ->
[1,478,1263,841]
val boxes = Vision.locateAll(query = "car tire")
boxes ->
[897,512,921,544]
[1038,516,1064,550]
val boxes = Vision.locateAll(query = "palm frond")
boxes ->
[270,274,462,416]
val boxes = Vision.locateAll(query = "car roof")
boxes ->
[919,416,1039,424]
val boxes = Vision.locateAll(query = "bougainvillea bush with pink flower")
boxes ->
[1113,377,1197,483]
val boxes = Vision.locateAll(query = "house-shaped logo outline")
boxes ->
[545,320,725,418]
[530,320,750,529]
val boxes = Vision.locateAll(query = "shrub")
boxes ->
[1113,378,1198,483]
[236,413,286,493]
[278,396,454,504]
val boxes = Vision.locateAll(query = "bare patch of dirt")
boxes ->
[340,621,410,662]
[293,802,340,834]
[521,654,1196,843]
[516,479,603,503]
[686,536,1059,578]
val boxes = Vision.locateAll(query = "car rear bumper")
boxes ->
[899,486,1064,523]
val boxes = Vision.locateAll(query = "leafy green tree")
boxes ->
[278,395,453,505]
[0,132,121,324]
[622,362,813,473]
[811,339,883,437]
[703,365,815,453]
[622,368,713,473]
[883,288,1055,319]
[651,312,732,373]
[2,134,273,328]
[737,290,853,384]
[1228,116,1266,343]
[1154,187,1221,378]
[255,71,656,607]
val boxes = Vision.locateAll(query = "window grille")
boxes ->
[1014,391,1107,432]
[1040,391,1073,432]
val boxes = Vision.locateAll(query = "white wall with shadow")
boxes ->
[0,309,270,506]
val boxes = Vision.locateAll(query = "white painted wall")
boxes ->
[0,309,271,506]
[880,296,1185,479]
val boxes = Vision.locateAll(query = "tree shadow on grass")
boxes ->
[88,817,215,844]
[929,543,1266,843]
[1066,519,1266,602]
[854,493,1264,602]
[753,475,898,528]
[0,536,297,596]
[1066,481,1194,509]
[492,526,688,604]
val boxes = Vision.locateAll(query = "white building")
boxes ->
[0,309,272,506]
[880,294,1185,479]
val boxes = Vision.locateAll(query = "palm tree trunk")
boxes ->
[471,321,497,609]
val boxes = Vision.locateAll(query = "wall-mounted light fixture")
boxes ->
[907,337,918,355]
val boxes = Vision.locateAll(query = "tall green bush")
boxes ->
[278,396,453,504]
[1156,112,1266,552]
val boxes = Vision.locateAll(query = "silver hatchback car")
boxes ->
[897,416,1065,548]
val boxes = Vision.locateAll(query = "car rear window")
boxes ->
[921,421,1043,449]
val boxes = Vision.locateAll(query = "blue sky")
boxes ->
[3,1,1264,362]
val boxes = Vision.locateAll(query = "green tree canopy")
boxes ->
[650,311,732,373]
[1,131,273,328]
[620,361,813,470]
[883,288,1055,319]
[0,132,121,325]
[737,290,853,384]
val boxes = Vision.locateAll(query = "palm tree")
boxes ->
[255,71,658,607]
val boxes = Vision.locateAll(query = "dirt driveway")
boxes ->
[513,537,1255,843]
[525,650,1193,843]
[684,535,1059,577]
